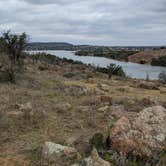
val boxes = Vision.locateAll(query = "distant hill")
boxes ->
[128,49,166,64]
[26,42,75,50]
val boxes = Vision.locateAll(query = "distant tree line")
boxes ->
[151,56,166,67]
[75,50,138,61]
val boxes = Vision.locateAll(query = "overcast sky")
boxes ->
[0,0,165,46]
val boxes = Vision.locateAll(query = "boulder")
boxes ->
[6,111,24,119]
[110,105,126,119]
[63,85,87,96]
[98,84,110,92]
[42,142,80,165]
[14,102,46,122]
[66,134,92,157]
[73,148,111,166]
[160,89,166,94]
[110,106,166,157]
[16,102,32,112]
[138,82,159,90]
[100,95,112,105]
[98,106,110,112]
[56,102,72,112]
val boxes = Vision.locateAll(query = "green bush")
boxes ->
[158,71,166,84]
[96,64,126,78]
[151,56,166,67]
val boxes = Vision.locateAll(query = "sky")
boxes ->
[0,0,166,46]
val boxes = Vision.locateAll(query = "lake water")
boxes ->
[29,50,166,80]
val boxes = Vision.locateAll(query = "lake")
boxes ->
[28,50,166,80]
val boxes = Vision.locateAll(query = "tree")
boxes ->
[0,31,28,82]
[158,71,166,84]
[0,30,27,64]
[107,64,126,79]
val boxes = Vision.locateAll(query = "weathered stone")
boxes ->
[63,85,88,96]
[6,111,24,119]
[100,95,112,105]
[14,102,46,122]
[160,89,166,94]
[16,102,32,112]
[110,106,166,157]
[98,84,110,92]
[56,102,72,112]
[110,105,125,118]
[42,142,80,165]
[138,82,159,90]
[66,134,92,157]
[72,148,111,166]
[98,106,110,112]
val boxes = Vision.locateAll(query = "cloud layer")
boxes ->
[0,0,165,45]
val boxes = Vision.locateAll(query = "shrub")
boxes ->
[96,64,126,79]
[0,31,27,83]
[158,71,166,84]
[89,133,104,150]
[151,56,166,67]
[107,64,126,78]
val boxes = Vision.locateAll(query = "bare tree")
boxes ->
[0,30,28,82]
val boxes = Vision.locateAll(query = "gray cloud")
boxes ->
[0,0,165,45]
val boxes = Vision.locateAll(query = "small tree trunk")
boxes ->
[108,73,112,79]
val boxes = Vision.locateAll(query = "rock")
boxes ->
[6,111,24,119]
[63,85,88,96]
[100,96,112,105]
[66,135,92,157]
[160,89,166,94]
[138,82,159,90]
[14,102,46,122]
[77,106,91,112]
[16,102,32,112]
[38,64,49,71]
[73,148,111,166]
[110,105,126,119]
[42,142,80,165]
[110,106,166,157]
[98,84,110,92]
[63,72,76,78]
[56,102,72,112]
[141,97,158,106]
[98,106,110,112]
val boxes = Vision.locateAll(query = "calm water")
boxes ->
[29,50,166,80]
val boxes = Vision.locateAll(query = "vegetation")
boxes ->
[29,53,126,79]
[0,31,27,82]
[96,64,126,78]
[158,71,166,84]
[0,31,165,166]
[75,50,138,61]
[30,52,85,65]
[151,56,166,67]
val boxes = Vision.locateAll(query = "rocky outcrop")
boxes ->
[100,95,112,105]
[98,84,110,92]
[138,81,159,90]
[73,148,111,166]
[42,142,81,165]
[55,102,72,113]
[66,134,92,157]
[110,106,166,157]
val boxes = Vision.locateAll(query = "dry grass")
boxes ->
[0,59,165,165]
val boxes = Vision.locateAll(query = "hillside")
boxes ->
[26,42,75,50]
[128,49,166,64]
[0,53,166,165]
